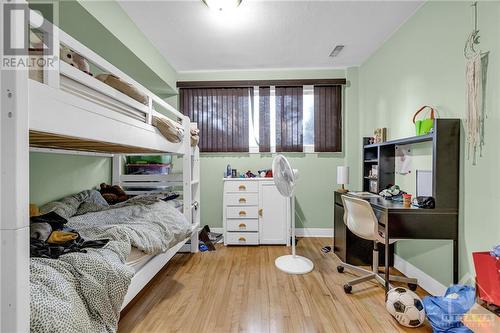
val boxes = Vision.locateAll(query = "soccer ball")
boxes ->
[386,287,426,327]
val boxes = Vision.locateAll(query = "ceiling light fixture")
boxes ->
[202,0,242,12]
[329,45,345,57]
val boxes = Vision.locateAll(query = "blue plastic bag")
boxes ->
[422,285,476,333]
[199,242,209,252]
[490,244,500,257]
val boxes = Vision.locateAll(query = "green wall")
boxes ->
[178,68,361,229]
[30,153,111,206]
[358,1,500,286]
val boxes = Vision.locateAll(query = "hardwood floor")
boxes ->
[119,238,432,333]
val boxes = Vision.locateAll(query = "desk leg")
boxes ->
[453,239,459,284]
[384,215,390,292]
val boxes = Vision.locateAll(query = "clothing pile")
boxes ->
[379,185,407,202]
[30,211,109,259]
[30,190,111,259]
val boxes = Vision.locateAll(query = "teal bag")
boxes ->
[413,106,438,135]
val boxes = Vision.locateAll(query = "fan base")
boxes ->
[275,255,314,274]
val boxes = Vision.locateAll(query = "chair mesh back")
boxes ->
[342,196,377,241]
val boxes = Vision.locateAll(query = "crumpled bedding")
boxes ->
[30,194,192,333]
[152,115,185,143]
[96,73,149,105]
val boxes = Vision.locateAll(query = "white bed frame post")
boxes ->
[0,1,30,331]
[191,124,200,250]
[112,154,122,186]
[146,96,153,125]
[41,10,59,89]
[182,117,198,253]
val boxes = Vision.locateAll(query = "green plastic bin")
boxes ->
[126,155,172,164]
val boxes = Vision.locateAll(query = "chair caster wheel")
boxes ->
[408,283,418,291]
[343,284,352,294]
[337,266,344,273]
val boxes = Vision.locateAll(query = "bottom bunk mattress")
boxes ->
[30,193,193,333]
[126,247,154,272]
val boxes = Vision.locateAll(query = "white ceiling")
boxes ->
[119,0,422,72]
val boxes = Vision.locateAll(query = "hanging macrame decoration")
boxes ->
[464,2,488,165]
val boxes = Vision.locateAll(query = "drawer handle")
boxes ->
[238,184,246,191]
[239,197,247,204]
[239,210,246,217]
[239,223,247,229]
[238,237,246,242]
[259,208,263,217]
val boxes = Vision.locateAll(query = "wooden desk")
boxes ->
[334,191,459,290]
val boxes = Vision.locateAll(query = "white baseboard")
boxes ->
[394,254,446,296]
[296,228,333,237]
[209,227,332,238]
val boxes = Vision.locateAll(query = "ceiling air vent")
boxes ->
[329,45,344,57]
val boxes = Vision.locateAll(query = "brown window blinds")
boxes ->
[314,85,342,152]
[180,88,252,152]
[275,86,303,152]
[258,87,271,152]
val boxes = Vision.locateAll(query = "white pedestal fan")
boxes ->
[273,155,314,274]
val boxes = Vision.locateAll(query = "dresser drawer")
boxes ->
[226,206,258,219]
[224,181,258,193]
[226,232,259,245]
[226,219,258,232]
[225,193,258,206]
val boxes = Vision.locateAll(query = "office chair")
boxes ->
[337,195,418,294]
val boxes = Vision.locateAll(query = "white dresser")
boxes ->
[223,178,290,246]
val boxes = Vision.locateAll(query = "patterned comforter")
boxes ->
[30,196,191,333]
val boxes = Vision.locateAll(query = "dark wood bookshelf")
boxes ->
[361,118,460,210]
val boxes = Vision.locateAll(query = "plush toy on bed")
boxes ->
[60,45,92,76]
[99,183,129,205]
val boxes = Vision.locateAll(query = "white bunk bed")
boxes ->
[0,5,199,332]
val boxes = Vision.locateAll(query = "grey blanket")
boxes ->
[30,196,191,333]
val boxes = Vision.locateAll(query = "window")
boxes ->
[303,85,315,148]
[275,86,303,152]
[179,87,252,152]
[178,80,343,153]
[314,85,342,152]
[249,86,260,152]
